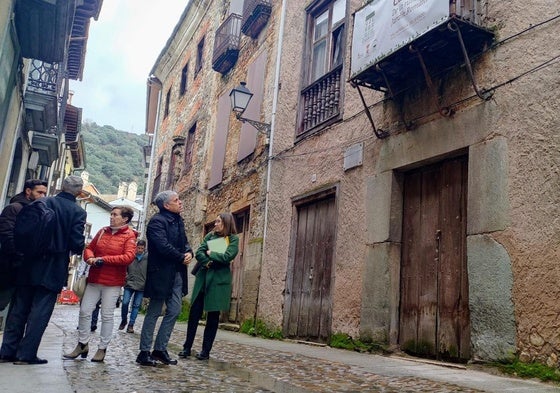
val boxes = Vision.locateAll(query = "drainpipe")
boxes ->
[139,76,163,238]
[255,0,287,323]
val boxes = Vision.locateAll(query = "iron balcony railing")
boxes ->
[27,59,61,97]
[242,0,272,38]
[212,13,242,74]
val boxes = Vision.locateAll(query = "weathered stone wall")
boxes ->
[148,0,281,324]
[259,0,560,365]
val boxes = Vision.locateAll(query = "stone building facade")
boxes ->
[145,0,279,324]
[147,0,560,366]
[257,0,560,366]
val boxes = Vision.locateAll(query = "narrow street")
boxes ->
[1,304,558,393]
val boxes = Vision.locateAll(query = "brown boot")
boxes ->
[91,348,106,363]
[63,342,89,359]
[126,324,134,333]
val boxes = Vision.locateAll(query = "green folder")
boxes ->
[207,237,228,253]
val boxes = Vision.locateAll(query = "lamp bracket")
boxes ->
[236,113,271,135]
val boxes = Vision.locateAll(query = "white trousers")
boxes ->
[78,283,121,349]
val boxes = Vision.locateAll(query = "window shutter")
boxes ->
[237,50,268,162]
[208,94,230,188]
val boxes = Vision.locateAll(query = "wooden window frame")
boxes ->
[152,156,163,200]
[195,37,205,76]
[180,62,189,96]
[183,123,196,173]
[164,88,171,118]
[296,0,347,138]
[304,0,346,86]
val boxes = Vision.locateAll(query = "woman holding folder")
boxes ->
[178,212,239,360]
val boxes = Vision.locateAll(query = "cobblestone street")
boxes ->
[38,305,557,393]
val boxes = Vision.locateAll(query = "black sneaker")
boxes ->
[178,349,191,358]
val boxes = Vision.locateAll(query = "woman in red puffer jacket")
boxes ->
[64,206,137,363]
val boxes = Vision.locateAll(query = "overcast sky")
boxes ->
[69,1,188,135]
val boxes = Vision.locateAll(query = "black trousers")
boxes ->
[183,291,220,354]
[0,285,58,360]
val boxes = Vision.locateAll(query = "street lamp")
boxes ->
[229,82,271,135]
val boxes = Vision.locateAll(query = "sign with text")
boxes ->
[351,0,449,78]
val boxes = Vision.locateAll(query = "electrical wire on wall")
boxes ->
[270,13,560,163]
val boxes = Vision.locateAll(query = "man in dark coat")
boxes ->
[0,175,86,365]
[0,179,48,311]
[137,190,193,366]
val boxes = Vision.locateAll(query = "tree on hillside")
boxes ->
[80,121,149,195]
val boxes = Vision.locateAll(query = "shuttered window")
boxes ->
[237,51,267,161]
[208,94,231,188]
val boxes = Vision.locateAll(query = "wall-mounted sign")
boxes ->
[351,0,449,79]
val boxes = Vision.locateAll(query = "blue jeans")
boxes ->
[121,287,144,326]
[139,272,182,352]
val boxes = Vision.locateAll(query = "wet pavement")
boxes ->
[1,304,559,392]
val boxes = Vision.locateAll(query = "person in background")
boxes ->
[0,176,86,365]
[178,213,239,360]
[119,239,148,334]
[136,191,193,366]
[0,179,48,312]
[90,300,101,332]
[64,206,136,363]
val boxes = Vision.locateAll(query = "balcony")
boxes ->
[241,0,272,39]
[212,14,242,75]
[30,132,59,167]
[350,1,494,95]
[15,0,102,70]
[14,0,73,63]
[64,104,84,169]
[299,65,342,136]
[67,1,103,80]
[24,60,62,132]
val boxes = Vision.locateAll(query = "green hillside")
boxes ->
[80,121,149,194]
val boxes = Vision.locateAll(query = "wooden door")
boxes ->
[400,156,470,361]
[284,193,336,342]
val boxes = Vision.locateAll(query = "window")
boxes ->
[183,123,196,173]
[152,157,163,199]
[180,63,189,96]
[308,0,345,84]
[298,0,346,135]
[195,37,205,76]
[164,88,171,118]
[167,140,185,189]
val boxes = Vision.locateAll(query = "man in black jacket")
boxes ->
[0,175,86,365]
[0,179,48,311]
[137,190,193,366]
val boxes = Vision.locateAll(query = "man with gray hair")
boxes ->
[137,190,193,366]
[0,175,87,365]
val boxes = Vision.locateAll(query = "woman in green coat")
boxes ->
[178,213,239,360]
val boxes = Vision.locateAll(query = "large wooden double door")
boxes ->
[400,156,470,361]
